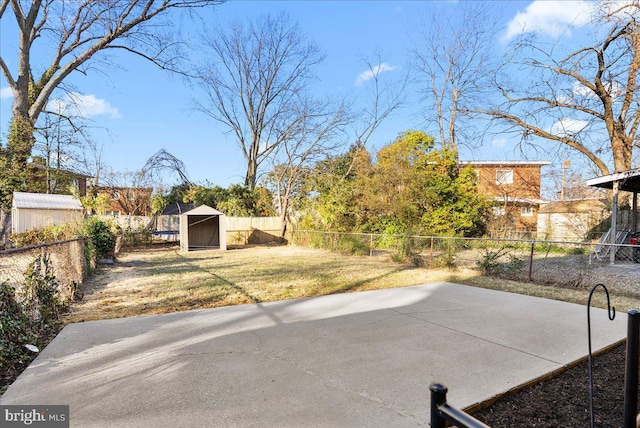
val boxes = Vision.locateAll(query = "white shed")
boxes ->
[179,205,227,251]
[12,192,84,234]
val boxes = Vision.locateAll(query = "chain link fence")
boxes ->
[290,230,640,290]
[0,238,88,302]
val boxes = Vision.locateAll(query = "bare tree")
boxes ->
[265,97,349,237]
[102,170,156,217]
[142,149,192,186]
[0,0,224,208]
[192,12,325,190]
[471,2,640,175]
[412,2,499,159]
[343,54,407,178]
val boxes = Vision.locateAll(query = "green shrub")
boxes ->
[0,281,36,379]
[122,226,152,247]
[336,235,370,256]
[22,255,64,327]
[10,222,78,247]
[476,248,507,275]
[476,247,524,276]
[0,255,68,394]
[505,254,525,273]
[433,240,458,269]
[81,217,119,260]
[390,236,417,264]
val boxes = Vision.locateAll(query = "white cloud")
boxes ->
[574,81,624,99]
[550,117,590,136]
[48,92,121,119]
[355,63,397,87]
[492,137,508,148]
[503,0,594,41]
[1,87,13,100]
[573,82,594,98]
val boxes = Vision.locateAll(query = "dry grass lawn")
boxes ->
[64,243,634,324]
[64,244,480,323]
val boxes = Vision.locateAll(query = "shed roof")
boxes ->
[586,168,640,192]
[182,205,224,216]
[539,198,607,214]
[12,192,83,210]
[492,196,548,204]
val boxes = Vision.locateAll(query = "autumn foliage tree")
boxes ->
[358,130,489,236]
[302,130,490,237]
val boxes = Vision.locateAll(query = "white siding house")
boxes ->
[12,192,84,234]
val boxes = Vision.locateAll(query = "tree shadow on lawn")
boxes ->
[176,250,410,303]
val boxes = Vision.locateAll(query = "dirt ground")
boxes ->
[473,342,634,428]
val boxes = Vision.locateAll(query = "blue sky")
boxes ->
[0,0,602,189]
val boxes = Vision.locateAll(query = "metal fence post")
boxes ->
[624,309,640,428]
[429,237,434,269]
[370,234,373,257]
[528,240,535,282]
[430,383,447,428]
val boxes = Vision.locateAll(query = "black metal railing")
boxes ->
[430,383,490,428]
[624,309,640,428]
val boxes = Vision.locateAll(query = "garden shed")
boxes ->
[12,191,84,234]
[179,205,227,251]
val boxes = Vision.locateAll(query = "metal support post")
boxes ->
[611,181,619,265]
[430,383,448,428]
[624,309,640,428]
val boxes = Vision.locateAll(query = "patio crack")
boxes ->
[400,312,565,365]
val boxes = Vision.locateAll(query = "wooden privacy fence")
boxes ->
[225,216,282,245]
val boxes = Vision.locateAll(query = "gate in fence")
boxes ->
[429,283,640,428]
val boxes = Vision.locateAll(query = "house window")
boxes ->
[492,206,505,216]
[521,206,534,217]
[496,170,514,185]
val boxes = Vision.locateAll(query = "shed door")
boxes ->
[188,215,220,248]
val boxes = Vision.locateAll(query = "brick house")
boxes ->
[28,159,89,196]
[461,161,550,237]
[96,186,153,216]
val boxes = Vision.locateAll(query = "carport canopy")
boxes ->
[586,168,640,193]
[586,168,640,263]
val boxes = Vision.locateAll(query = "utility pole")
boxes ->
[560,160,570,201]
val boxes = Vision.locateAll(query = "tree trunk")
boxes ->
[612,133,633,173]
[279,197,289,239]
[0,209,11,248]
[245,158,257,191]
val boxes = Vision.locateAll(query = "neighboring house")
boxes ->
[97,186,153,216]
[537,198,608,241]
[28,158,89,196]
[11,191,84,234]
[461,161,551,236]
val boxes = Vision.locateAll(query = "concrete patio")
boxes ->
[1,282,627,427]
